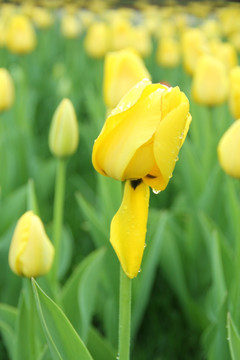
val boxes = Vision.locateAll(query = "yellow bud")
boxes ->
[191,54,229,106]
[110,180,150,278]
[61,14,81,39]
[9,211,54,278]
[218,119,240,178]
[210,40,238,72]
[49,98,79,158]
[181,28,209,75]
[229,67,240,120]
[103,48,151,110]
[156,37,180,68]
[0,68,14,112]
[93,79,191,191]
[84,22,110,59]
[6,15,36,54]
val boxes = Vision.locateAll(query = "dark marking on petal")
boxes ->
[130,179,142,189]
[146,174,157,179]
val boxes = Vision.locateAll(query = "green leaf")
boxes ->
[61,248,106,341]
[15,291,35,360]
[58,226,74,280]
[227,312,240,360]
[32,278,93,360]
[0,321,15,360]
[27,178,40,214]
[132,210,168,338]
[87,327,116,360]
[0,303,17,330]
[76,192,108,248]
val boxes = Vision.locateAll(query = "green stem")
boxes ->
[51,158,66,285]
[23,278,36,359]
[118,267,132,360]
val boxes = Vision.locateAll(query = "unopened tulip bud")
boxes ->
[0,68,14,112]
[9,211,54,278]
[191,54,229,106]
[103,48,151,110]
[6,15,36,54]
[218,119,240,178]
[49,98,79,158]
[229,67,240,120]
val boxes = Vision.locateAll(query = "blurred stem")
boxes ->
[119,267,132,360]
[51,158,66,286]
[23,278,36,359]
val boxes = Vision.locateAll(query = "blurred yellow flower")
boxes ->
[229,66,240,120]
[0,68,14,112]
[61,14,81,39]
[210,40,238,72]
[182,28,209,75]
[156,37,180,68]
[84,22,110,58]
[9,211,54,278]
[103,48,151,110]
[130,26,152,58]
[0,17,7,47]
[110,17,133,51]
[93,79,191,191]
[32,6,54,29]
[110,180,150,278]
[6,14,36,54]
[218,119,240,178]
[49,98,79,158]
[191,55,229,106]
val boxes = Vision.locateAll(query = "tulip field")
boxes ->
[1,1,240,360]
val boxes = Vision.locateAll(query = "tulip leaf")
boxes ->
[132,209,168,338]
[58,226,74,280]
[61,247,106,341]
[87,327,116,360]
[227,312,240,360]
[0,321,15,360]
[15,291,35,360]
[32,278,93,360]
[76,192,108,247]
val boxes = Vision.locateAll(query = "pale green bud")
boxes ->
[49,98,79,158]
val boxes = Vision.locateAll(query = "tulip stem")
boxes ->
[51,158,66,286]
[23,278,36,359]
[118,267,132,360]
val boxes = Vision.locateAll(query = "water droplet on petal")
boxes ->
[138,268,142,273]
[152,188,161,194]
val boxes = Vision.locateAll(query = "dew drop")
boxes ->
[138,268,142,273]
[152,188,161,194]
[169,174,173,179]
[144,243,147,249]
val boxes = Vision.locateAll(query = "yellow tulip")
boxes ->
[6,15,36,54]
[84,22,110,58]
[32,7,54,29]
[210,40,238,72]
[61,14,81,39]
[110,17,133,51]
[93,79,191,192]
[218,119,240,178]
[49,98,79,158]
[110,180,150,278]
[9,211,54,278]
[181,28,209,75]
[130,26,152,58]
[229,67,240,120]
[191,55,229,106]
[0,68,14,112]
[156,37,180,68]
[103,48,151,110]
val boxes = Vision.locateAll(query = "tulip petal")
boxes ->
[152,100,191,190]
[110,180,150,278]
[93,83,165,180]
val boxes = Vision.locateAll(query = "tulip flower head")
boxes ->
[218,119,240,178]
[92,79,191,277]
[9,211,54,278]
[6,14,36,54]
[229,66,240,120]
[191,54,229,106]
[0,68,14,112]
[49,98,79,158]
[103,48,151,110]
